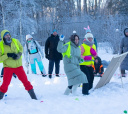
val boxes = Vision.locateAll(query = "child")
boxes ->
[92,56,104,77]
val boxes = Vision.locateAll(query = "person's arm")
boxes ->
[119,38,124,54]
[24,43,29,63]
[0,47,8,62]
[45,38,50,56]
[35,41,44,58]
[57,41,68,53]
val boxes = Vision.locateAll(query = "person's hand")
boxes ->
[7,53,18,60]
[59,35,65,41]
[15,52,22,60]
[90,48,97,56]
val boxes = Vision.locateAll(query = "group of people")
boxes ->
[0,26,106,100]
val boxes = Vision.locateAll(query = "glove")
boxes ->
[59,35,65,41]
[15,52,22,60]
[45,54,49,60]
[7,53,18,60]
[25,62,29,67]
[90,48,97,56]
[84,56,92,61]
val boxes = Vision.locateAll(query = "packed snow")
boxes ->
[0,47,128,114]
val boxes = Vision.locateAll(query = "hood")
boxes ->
[124,28,128,37]
[1,30,11,41]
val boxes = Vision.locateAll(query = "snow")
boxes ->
[0,48,128,114]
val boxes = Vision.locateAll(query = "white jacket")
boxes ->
[24,39,44,64]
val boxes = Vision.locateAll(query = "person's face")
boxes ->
[87,37,93,42]
[4,34,11,41]
[125,32,128,36]
[27,38,32,41]
[4,34,10,39]
[95,59,98,63]
[53,32,57,36]
[75,36,79,44]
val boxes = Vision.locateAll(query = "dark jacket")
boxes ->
[93,56,104,74]
[45,34,62,60]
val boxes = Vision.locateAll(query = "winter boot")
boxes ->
[28,89,37,100]
[0,91,5,100]
[49,74,52,79]
[72,84,79,96]
[121,70,126,77]
[41,71,47,77]
[56,74,60,77]
[64,87,72,95]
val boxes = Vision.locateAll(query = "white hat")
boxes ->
[73,30,76,34]
[26,34,33,40]
[84,33,93,39]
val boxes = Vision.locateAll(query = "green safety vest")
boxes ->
[0,38,20,63]
[62,41,80,58]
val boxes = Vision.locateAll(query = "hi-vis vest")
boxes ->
[0,38,20,63]
[80,43,96,66]
[62,41,80,58]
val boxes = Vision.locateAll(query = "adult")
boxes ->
[0,30,37,100]
[45,29,62,78]
[24,34,46,77]
[80,33,97,91]
[57,34,88,95]
[120,28,128,77]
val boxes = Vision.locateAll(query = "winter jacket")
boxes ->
[120,28,128,70]
[45,34,62,60]
[24,39,44,64]
[0,30,23,68]
[57,41,88,86]
[80,43,96,66]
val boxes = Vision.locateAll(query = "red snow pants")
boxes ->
[0,66,33,93]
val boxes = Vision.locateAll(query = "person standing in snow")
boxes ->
[24,34,46,77]
[45,29,62,78]
[119,28,128,77]
[57,34,88,95]
[0,30,37,100]
[80,33,97,93]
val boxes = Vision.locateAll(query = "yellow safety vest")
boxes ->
[80,43,96,65]
[0,38,20,63]
[62,41,80,58]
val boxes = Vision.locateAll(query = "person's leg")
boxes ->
[36,60,46,77]
[88,67,95,90]
[64,85,72,95]
[1,68,4,78]
[30,58,36,74]
[14,66,37,100]
[48,60,54,78]
[0,67,13,93]
[55,60,60,76]
[80,65,90,94]
[121,70,126,77]
[14,66,33,91]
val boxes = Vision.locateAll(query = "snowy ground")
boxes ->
[0,48,128,114]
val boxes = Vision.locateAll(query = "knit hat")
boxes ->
[53,29,57,33]
[84,26,91,34]
[3,32,10,38]
[26,34,33,40]
[84,33,93,40]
